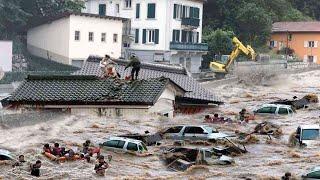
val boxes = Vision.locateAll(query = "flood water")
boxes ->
[0,70,319,179]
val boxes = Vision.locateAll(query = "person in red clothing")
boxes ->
[43,144,52,154]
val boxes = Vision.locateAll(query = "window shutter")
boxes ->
[182,6,186,18]
[173,4,177,19]
[136,4,140,18]
[155,29,159,44]
[314,56,318,63]
[99,4,106,15]
[315,41,318,48]
[274,41,277,47]
[177,30,180,42]
[304,41,308,47]
[182,30,187,42]
[142,29,146,44]
[196,32,199,43]
[147,3,156,18]
[195,8,200,18]
[172,30,176,42]
[190,7,194,18]
[135,29,139,43]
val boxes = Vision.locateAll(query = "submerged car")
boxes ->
[254,104,294,116]
[302,166,320,179]
[0,149,13,160]
[295,125,320,146]
[99,137,148,155]
[162,125,231,142]
[161,147,234,171]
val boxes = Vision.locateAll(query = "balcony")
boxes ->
[181,18,200,28]
[170,42,208,51]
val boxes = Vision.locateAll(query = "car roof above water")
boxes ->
[299,125,320,130]
[262,104,292,108]
[107,136,143,144]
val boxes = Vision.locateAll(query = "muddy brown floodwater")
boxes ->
[0,70,320,180]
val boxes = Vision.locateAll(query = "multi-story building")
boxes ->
[27,12,125,67]
[82,0,208,74]
[270,21,320,64]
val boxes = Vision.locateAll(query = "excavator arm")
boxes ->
[210,37,256,75]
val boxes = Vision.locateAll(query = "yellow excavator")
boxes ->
[209,37,257,79]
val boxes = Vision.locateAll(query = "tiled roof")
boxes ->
[73,56,222,104]
[9,75,178,106]
[272,21,320,33]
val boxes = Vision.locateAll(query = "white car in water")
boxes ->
[99,137,148,155]
[162,125,231,142]
[254,104,294,116]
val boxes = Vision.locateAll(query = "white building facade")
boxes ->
[82,0,208,74]
[27,13,125,67]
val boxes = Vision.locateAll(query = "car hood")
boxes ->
[208,133,232,139]
[219,155,234,162]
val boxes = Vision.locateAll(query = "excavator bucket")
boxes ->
[209,61,227,73]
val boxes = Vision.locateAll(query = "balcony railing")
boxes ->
[170,42,208,51]
[181,18,200,27]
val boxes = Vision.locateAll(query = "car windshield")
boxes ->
[301,129,319,140]
[204,126,217,133]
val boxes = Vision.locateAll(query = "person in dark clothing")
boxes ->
[239,109,247,122]
[281,172,292,180]
[30,160,41,177]
[125,54,141,80]
[83,140,91,154]
[12,155,26,167]
[94,155,109,176]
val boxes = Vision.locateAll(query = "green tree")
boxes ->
[235,3,272,47]
[0,0,30,38]
[0,0,84,38]
[202,29,234,68]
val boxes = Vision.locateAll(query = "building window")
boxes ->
[75,31,80,41]
[147,3,156,19]
[308,55,314,63]
[181,30,197,43]
[89,32,94,42]
[116,4,120,13]
[182,6,190,18]
[172,30,180,42]
[189,7,200,18]
[99,4,106,15]
[173,4,182,19]
[136,3,140,19]
[179,57,184,66]
[269,40,277,48]
[113,34,118,43]
[101,33,106,42]
[308,41,315,47]
[186,57,191,70]
[125,0,131,8]
[143,29,159,44]
[135,29,139,43]
[288,34,292,41]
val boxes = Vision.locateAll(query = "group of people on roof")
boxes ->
[100,54,141,81]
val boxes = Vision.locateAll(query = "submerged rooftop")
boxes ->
[74,56,222,104]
